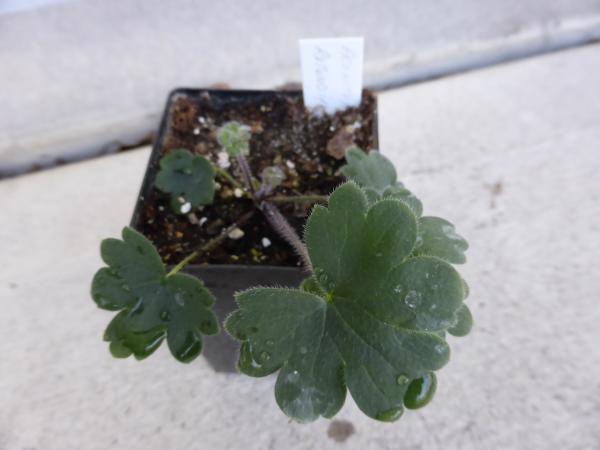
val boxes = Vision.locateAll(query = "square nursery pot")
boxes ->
[131,88,379,371]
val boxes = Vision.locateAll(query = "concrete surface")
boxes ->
[2,0,600,176]
[1,44,600,449]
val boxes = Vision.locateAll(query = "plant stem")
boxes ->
[269,194,328,205]
[260,201,313,272]
[236,154,255,195]
[167,210,255,277]
[213,165,244,191]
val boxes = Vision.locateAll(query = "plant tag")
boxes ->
[299,37,364,114]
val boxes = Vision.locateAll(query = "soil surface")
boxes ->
[135,89,377,266]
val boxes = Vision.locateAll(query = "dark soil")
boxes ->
[134,89,377,267]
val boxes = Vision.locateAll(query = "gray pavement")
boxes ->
[2,0,600,176]
[1,43,599,449]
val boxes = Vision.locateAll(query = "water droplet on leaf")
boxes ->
[260,351,271,362]
[404,373,437,409]
[404,291,422,309]
[160,310,170,321]
[396,374,409,385]
[375,407,403,422]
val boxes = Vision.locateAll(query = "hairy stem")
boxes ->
[167,210,255,276]
[236,154,255,195]
[260,201,313,272]
[269,194,328,205]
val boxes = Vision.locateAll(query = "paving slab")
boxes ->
[1,44,600,449]
[2,0,600,176]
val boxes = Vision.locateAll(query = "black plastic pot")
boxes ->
[131,88,378,372]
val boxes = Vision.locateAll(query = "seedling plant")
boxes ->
[91,122,472,423]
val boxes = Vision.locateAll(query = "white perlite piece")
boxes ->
[261,237,271,248]
[180,202,192,214]
[227,228,244,240]
[217,151,230,169]
[299,37,363,114]
[233,188,243,198]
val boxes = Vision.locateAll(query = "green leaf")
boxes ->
[340,147,397,194]
[414,217,468,264]
[91,227,218,362]
[155,149,215,214]
[217,121,251,156]
[383,182,423,217]
[226,182,469,422]
[260,166,285,189]
[341,148,423,216]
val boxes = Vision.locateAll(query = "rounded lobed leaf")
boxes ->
[340,147,397,194]
[91,227,218,363]
[155,149,215,214]
[217,121,251,157]
[227,182,471,423]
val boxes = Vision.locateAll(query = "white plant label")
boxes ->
[299,37,364,114]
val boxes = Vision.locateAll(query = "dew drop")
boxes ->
[174,293,185,306]
[435,343,446,355]
[404,291,422,309]
[396,374,409,385]
[288,370,300,382]
[403,373,437,409]
[414,234,423,248]
[266,339,274,346]
[260,351,271,362]
[160,310,170,321]
[375,407,403,422]
[393,285,403,294]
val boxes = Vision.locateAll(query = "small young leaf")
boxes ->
[91,227,218,362]
[226,182,469,423]
[260,166,285,189]
[217,121,251,156]
[155,149,215,214]
[414,216,468,264]
[340,147,397,194]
